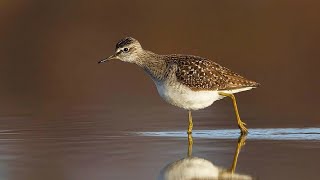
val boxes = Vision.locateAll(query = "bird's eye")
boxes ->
[123,48,129,52]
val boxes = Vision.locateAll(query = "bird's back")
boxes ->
[162,54,259,91]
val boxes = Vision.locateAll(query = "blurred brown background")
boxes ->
[1,0,319,128]
[1,1,320,180]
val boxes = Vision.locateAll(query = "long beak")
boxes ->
[98,54,116,64]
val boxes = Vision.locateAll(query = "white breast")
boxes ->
[155,80,222,111]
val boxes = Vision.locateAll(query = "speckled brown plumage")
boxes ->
[163,54,260,91]
[106,37,259,92]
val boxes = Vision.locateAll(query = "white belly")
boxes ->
[154,80,254,111]
[155,81,221,111]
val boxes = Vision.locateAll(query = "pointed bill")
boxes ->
[98,54,116,64]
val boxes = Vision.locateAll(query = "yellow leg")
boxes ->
[218,92,248,135]
[187,110,193,134]
[187,133,193,157]
[230,134,247,173]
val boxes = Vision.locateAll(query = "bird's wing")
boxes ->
[166,54,259,91]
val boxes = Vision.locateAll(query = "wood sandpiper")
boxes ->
[98,37,259,135]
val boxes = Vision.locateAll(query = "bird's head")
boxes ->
[98,37,143,64]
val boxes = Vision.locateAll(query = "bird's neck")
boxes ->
[136,50,167,82]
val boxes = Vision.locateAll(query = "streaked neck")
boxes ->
[136,50,167,82]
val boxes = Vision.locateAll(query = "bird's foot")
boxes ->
[238,120,248,135]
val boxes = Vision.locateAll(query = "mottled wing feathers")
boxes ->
[165,54,259,91]
[217,64,260,90]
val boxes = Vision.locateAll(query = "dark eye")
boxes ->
[123,48,129,52]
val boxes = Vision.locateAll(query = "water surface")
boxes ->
[0,113,319,180]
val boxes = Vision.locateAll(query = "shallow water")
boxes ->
[0,112,319,180]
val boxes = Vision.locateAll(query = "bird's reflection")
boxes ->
[158,134,253,180]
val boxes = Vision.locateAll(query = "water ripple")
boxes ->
[136,128,320,140]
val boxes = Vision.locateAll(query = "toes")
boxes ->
[241,130,248,135]
[237,120,248,135]
[240,126,248,135]
[239,120,247,126]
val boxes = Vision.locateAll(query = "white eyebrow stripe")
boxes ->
[116,49,122,54]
